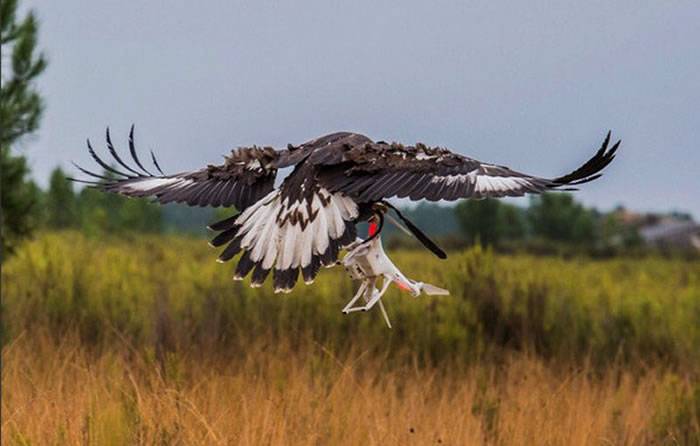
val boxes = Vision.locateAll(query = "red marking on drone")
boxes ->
[394,280,411,292]
[368,221,378,237]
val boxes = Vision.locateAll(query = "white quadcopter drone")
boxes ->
[339,215,449,328]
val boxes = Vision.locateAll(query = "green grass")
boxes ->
[3,231,699,371]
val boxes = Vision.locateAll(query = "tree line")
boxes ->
[453,195,643,254]
[41,168,163,235]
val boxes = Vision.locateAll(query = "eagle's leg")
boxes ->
[341,280,369,314]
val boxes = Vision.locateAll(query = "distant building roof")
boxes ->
[639,218,700,250]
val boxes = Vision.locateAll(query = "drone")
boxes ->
[340,215,449,328]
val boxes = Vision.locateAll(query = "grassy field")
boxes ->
[2,232,700,444]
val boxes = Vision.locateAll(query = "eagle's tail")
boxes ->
[209,189,358,293]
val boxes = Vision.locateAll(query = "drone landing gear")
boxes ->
[341,278,393,328]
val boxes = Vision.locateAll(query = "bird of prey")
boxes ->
[72,128,620,293]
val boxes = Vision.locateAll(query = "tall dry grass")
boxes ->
[2,233,699,445]
[4,331,697,446]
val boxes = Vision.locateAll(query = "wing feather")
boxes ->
[317,133,620,202]
[71,127,281,210]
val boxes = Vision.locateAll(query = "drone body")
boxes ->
[341,227,450,328]
[73,129,620,295]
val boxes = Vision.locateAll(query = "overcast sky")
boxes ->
[18,1,700,216]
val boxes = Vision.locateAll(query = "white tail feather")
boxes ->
[229,189,358,277]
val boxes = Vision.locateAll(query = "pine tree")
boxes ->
[1,0,47,259]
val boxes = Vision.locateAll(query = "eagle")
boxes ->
[72,128,620,293]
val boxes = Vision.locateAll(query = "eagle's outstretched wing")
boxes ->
[316,132,620,203]
[71,126,281,210]
[72,127,620,294]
